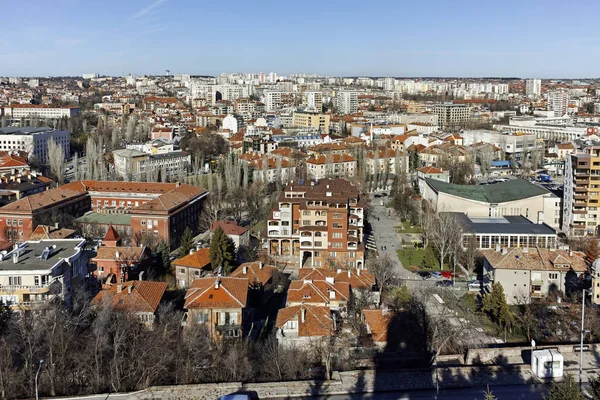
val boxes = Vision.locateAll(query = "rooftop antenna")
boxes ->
[165,69,170,77]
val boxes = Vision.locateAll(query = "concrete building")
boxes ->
[0,238,88,310]
[562,146,600,236]
[422,178,560,229]
[335,91,358,114]
[292,111,330,131]
[432,103,470,128]
[223,114,244,134]
[481,247,587,304]
[0,127,70,164]
[547,90,570,117]
[306,154,356,180]
[113,149,190,180]
[266,178,365,269]
[1,105,80,119]
[303,91,323,112]
[461,130,538,161]
[417,166,449,193]
[525,79,542,97]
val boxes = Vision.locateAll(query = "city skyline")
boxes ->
[2,0,600,78]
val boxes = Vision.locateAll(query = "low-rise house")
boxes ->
[362,309,390,348]
[286,277,350,311]
[230,261,279,305]
[91,244,150,284]
[210,220,250,249]
[29,224,76,241]
[275,304,334,346]
[0,238,88,310]
[184,275,249,338]
[173,248,212,288]
[91,280,168,327]
[481,247,588,304]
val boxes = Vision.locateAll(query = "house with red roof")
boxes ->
[210,220,250,249]
[275,304,335,346]
[173,248,212,288]
[230,261,280,305]
[417,166,450,194]
[184,276,249,338]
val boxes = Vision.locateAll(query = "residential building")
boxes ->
[562,146,600,236]
[0,172,52,206]
[306,154,357,180]
[432,103,470,128]
[417,166,449,193]
[547,90,570,117]
[267,178,365,269]
[461,130,539,161]
[29,224,76,241]
[0,127,70,164]
[91,280,168,327]
[303,91,323,111]
[0,180,208,248]
[0,238,88,310]
[364,149,407,177]
[223,114,244,134]
[448,213,558,250]
[362,309,391,349]
[525,79,542,97]
[481,247,587,304]
[173,248,212,288]
[150,127,175,141]
[210,220,250,249]
[422,178,561,229]
[91,239,150,284]
[1,105,80,119]
[275,305,334,346]
[335,91,358,114]
[292,111,330,131]
[184,275,249,339]
[230,261,279,305]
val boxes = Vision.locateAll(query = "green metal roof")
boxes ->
[425,178,552,204]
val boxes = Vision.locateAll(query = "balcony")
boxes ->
[574,202,587,207]
[574,195,589,201]
[1,285,51,294]
[530,291,543,299]
[575,186,589,192]
[573,210,587,214]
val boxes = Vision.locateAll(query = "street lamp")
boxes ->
[35,359,44,400]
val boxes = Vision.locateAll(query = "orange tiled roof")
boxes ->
[230,262,278,286]
[306,154,356,165]
[275,304,333,337]
[103,225,121,242]
[417,166,446,174]
[210,220,249,236]
[363,309,390,343]
[91,280,167,313]
[297,268,375,289]
[173,248,211,270]
[184,276,248,309]
[29,225,76,241]
[287,279,350,305]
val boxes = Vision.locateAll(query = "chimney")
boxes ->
[189,248,195,255]
[495,244,500,252]
[569,250,573,257]
[259,261,263,270]
[12,251,18,264]
[54,222,59,230]
[115,251,120,260]
[301,308,306,323]
[215,277,221,289]
[347,270,350,278]
[139,271,144,281]
[127,285,133,294]
[327,184,330,189]
[325,276,334,284]
[243,266,248,274]
[116,285,123,293]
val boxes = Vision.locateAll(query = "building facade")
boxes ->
[0,127,70,164]
[1,105,80,119]
[525,79,542,97]
[335,91,358,114]
[433,103,470,128]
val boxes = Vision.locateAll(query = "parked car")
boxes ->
[418,271,432,279]
[441,271,453,279]
[431,272,442,279]
[436,280,453,287]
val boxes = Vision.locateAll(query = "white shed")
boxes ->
[531,349,564,378]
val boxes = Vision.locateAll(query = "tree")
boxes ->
[421,245,438,269]
[48,138,65,184]
[543,374,584,400]
[586,238,600,262]
[589,375,600,399]
[179,227,195,257]
[429,212,463,271]
[209,226,236,274]
[367,254,395,295]
[482,283,514,339]
[482,386,497,400]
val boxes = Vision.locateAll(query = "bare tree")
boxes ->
[48,138,65,184]
[367,253,396,295]
[429,212,463,271]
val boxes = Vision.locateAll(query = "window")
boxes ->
[333,213,343,219]
[549,273,558,280]
[332,232,343,239]
[285,320,298,329]
[8,276,21,286]
[154,220,158,225]
[6,220,10,226]
[330,252,337,257]
[333,223,343,229]
[332,242,343,248]
[179,268,185,274]
[34,276,40,286]
[141,220,146,225]
[315,241,322,247]
[17,220,22,226]
[196,313,208,323]
[303,211,311,216]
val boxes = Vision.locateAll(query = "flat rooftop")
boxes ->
[76,212,131,225]
[0,239,85,272]
[0,127,55,135]
[447,213,557,235]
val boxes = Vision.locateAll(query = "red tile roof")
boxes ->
[103,225,121,242]
[287,279,350,305]
[184,276,248,309]
[91,280,167,313]
[363,309,390,343]
[230,262,278,286]
[172,248,211,270]
[275,305,333,337]
[297,268,375,289]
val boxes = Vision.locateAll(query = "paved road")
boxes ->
[279,383,550,400]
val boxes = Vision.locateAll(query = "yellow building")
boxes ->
[292,111,331,131]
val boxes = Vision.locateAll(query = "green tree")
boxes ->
[209,226,236,274]
[179,227,195,257]
[421,245,437,269]
[156,241,171,275]
[589,375,600,399]
[482,283,514,336]
[543,374,584,400]
[482,386,497,400]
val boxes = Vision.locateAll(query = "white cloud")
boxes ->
[133,0,166,19]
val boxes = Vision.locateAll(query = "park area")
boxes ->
[396,247,440,272]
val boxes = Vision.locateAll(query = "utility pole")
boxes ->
[580,288,589,389]
[35,359,44,400]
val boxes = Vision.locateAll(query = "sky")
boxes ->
[1,0,600,78]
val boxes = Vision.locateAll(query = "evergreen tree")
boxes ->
[543,374,584,400]
[482,386,497,400]
[482,283,514,332]
[209,226,236,274]
[156,241,172,276]
[179,227,195,257]
[421,245,437,269]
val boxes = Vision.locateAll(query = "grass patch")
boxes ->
[396,248,440,271]
[394,221,423,234]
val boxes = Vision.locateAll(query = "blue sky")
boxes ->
[1,0,599,78]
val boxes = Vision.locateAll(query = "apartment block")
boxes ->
[335,91,358,114]
[432,103,470,128]
[562,146,600,236]
[0,127,70,164]
[1,105,80,119]
[292,111,330,131]
[266,178,365,269]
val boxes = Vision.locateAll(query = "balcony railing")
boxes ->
[1,285,51,293]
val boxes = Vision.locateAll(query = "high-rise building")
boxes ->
[335,91,358,114]
[303,92,323,112]
[432,103,470,128]
[562,146,600,236]
[547,90,570,117]
[525,79,542,97]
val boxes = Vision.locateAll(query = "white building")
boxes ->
[335,91,358,114]
[0,127,70,163]
[303,92,323,112]
[547,90,569,117]
[82,73,99,80]
[1,105,80,119]
[525,79,542,97]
